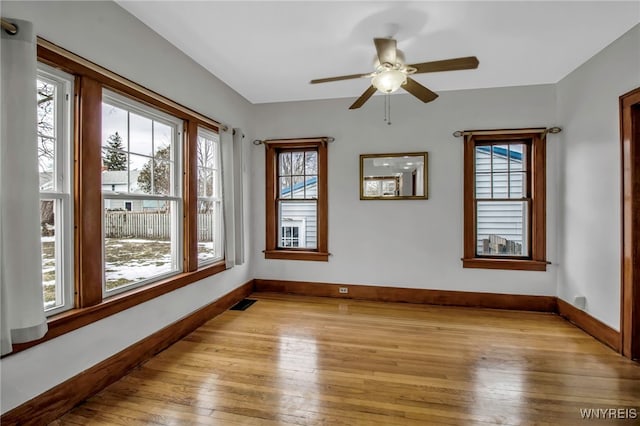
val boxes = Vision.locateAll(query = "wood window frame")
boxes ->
[462,130,547,271]
[264,138,329,261]
[5,39,228,356]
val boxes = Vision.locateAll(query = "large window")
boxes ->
[196,127,224,265]
[13,40,231,353]
[37,64,74,315]
[265,138,328,261]
[101,91,183,295]
[463,130,547,271]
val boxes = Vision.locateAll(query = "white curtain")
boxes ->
[220,129,236,269]
[0,19,48,355]
[232,128,245,266]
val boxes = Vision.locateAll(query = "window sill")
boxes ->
[5,261,227,357]
[462,258,548,271]
[264,250,329,262]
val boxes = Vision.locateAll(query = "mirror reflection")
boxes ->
[360,152,428,199]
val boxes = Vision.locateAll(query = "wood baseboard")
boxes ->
[0,280,254,426]
[557,298,620,352]
[254,279,557,312]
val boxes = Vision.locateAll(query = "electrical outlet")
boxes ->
[339,287,349,294]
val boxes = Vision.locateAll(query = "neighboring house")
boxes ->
[280,176,317,248]
[475,146,525,255]
[101,170,143,211]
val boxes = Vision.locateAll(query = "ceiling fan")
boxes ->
[310,38,479,109]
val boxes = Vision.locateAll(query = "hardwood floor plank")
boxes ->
[53,293,640,425]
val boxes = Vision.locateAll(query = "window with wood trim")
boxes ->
[196,127,224,266]
[13,38,231,352]
[101,90,184,296]
[463,130,547,271]
[265,139,328,261]
[37,64,74,315]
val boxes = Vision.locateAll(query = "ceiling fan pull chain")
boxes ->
[385,94,392,125]
[384,94,387,123]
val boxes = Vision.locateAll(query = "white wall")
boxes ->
[0,1,254,413]
[556,24,640,330]
[252,84,559,296]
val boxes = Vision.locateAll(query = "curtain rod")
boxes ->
[452,127,562,138]
[252,137,335,146]
[1,18,18,35]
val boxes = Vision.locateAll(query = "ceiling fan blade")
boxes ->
[374,38,397,65]
[310,73,370,84]
[349,86,377,110]
[403,77,439,103]
[410,56,479,74]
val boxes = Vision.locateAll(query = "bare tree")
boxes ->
[196,137,217,213]
[37,80,55,174]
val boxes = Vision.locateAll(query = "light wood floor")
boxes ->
[52,293,640,425]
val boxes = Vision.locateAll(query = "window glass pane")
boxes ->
[101,157,129,194]
[154,122,173,156]
[292,176,305,198]
[492,172,508,198]
[476,201,528,257]
[129,153,150,194]
[104,201,176,292]
[475,173,491,198]
[491,145,509,171]
[197,134,219,199]
[37,80,56,190]
[509,172,525,198]
[305,151,317,175]
[37,80,55,138]
[102,142,128,173]
[197,199,223,263]
[102,104,129,152]
[197,136,216,170]
[199,168,212,198]
[509,144,525,171]
[278,200,317,249]
[292,152,304,175]
[129,112,153,156]
[280,177,292,198]
[475,146,491,173]
[305,176,318,198]
[38,137,56,192]
[279,152,292,176]
[152,157,172,196]
[41,199,60,311]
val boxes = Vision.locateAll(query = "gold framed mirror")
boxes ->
[360,152,428,200]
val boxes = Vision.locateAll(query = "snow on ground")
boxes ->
[41,238,219,296]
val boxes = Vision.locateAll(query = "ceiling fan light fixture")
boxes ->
[372,69,406,93]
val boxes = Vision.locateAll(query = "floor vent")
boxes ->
[230,298,257,311]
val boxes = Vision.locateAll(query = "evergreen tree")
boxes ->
[103,132,127,171]
[137,146,171,195]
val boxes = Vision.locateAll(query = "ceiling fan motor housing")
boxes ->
[309,37,479,109]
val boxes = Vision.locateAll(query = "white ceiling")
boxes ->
[117,1,640,104]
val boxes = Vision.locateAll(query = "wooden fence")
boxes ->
[104,211,217,241]
[482,234,523,256]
